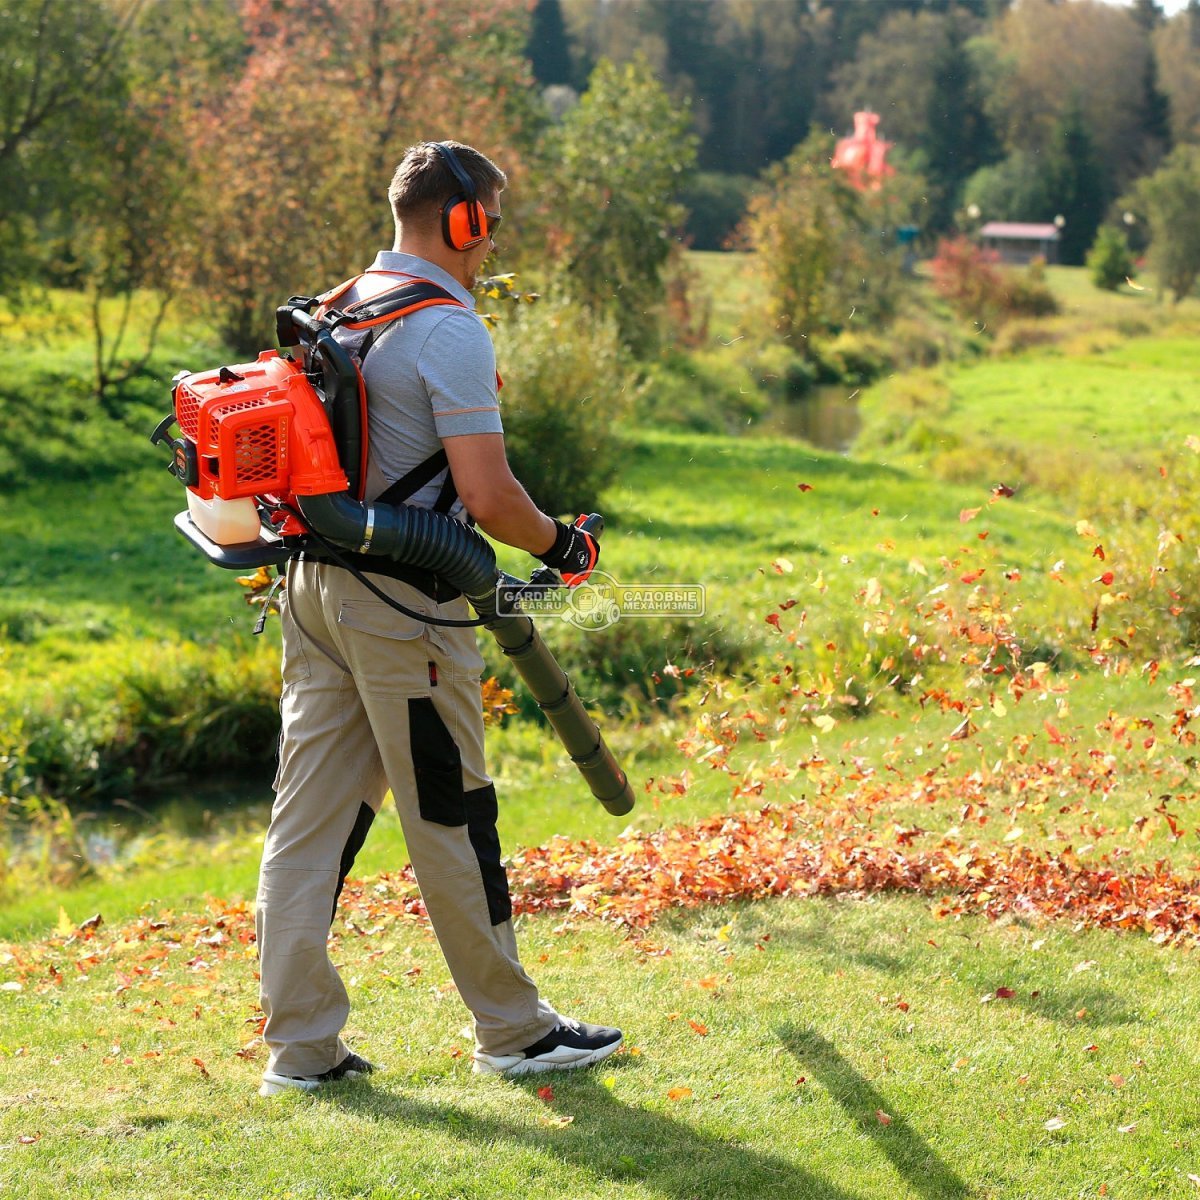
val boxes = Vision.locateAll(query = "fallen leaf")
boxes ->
[687,1020,709,1037]
[17,1133,41,1145]
[537,1085,555,1102]
[667,1087,693,1101]
[960,507,982,523]
[1118,1122,1137,1134]
[797,482,814,492]
[876,1110,892,1125]
[995,987,1016,999]
[1108,1074,1126,1088]
[540,1114,574,1127]
[1044,1117,1067,1131]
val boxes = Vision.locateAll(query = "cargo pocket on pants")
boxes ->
[409,697,466,827]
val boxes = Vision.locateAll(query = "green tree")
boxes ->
[1046,98,1108,266]
[528,0,575,87]
[1086,225,1136,291]
[542,56,696,352]
[962,151,1055,224]
[0,0,142,292]
[1132,143,1200,302]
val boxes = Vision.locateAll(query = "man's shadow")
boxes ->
[778,1024,972,1200]
[330,1073,864,1199]
[324,1028,974,1200]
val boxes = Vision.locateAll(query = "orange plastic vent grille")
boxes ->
[234,424,281,487]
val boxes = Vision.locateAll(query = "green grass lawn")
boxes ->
[4,894,1200,1198]
[4,264,1200,1197]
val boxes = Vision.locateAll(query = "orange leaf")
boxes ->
[876,1110,892,1125]
[960,569,985,584]
[797,482,813,492]
[537,1085,555,1102]
[667,1086,693,1101]
[687,1020,709,1037]
[960,507,982,523]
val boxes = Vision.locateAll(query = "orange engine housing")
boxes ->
[174,351,348,504]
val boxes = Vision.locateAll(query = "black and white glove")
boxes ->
[538,516,600,587]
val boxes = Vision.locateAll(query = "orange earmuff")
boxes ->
[431,142,488,251]
[442,195,489,251]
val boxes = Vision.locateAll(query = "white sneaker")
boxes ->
[473,1018,623,1077]
[259,1051,376,1097]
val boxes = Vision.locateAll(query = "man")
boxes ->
[255,141,621,1097]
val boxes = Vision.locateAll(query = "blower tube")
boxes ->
[292,434,634,816]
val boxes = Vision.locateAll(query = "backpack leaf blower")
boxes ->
[151,291,634,817]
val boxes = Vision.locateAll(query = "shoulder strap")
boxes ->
[327,279,463,333]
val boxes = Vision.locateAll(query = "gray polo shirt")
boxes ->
[336,251,503,517]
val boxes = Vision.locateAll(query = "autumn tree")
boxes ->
[982,0,1152,191]
[539,56,696,352]
[739,131,914,350]
[1154,5,1200,146]
[176,0,538,354]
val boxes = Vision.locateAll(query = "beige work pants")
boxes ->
[255,560,557,1076]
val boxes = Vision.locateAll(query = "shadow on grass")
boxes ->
[329,1070,870,1200]
[778,1024,972,1200]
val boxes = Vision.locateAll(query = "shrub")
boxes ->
[491,294,637,516]
[1086,225,1136,292]
[929,236,1008,327]
[1004,260,1059,318]
[638,347,766,434]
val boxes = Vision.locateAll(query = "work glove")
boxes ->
[538,515,600,587]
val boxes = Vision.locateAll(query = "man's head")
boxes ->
[389,141,506,288]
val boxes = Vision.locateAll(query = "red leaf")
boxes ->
[765,613,782,630]
[537,1085,555,1102]
[1095,572,1114,586]
[1093,545,1106,561]
[876,1110,892,1125]
[797,483,813,492]
[960,569,985,584]
[991,484,1016,499]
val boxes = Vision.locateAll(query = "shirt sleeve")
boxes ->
[417,309,504,438]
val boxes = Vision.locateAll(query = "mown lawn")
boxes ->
[4,893,1200,1198]
[3,265,1200,1198]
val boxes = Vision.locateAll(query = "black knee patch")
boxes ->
[408,697,466,827]
[332,800,376,923]
[465,783,512,926]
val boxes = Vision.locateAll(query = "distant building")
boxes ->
[978,222,1060,266]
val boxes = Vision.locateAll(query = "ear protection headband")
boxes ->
[430,142,490,251]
